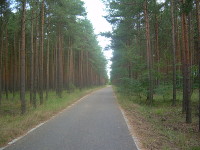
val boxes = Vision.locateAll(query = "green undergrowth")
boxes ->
[0,86,104,147]
[113,86,200,150]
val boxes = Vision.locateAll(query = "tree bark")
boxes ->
[5,27,8,100]
[30,9,34,105]
[155,14,160,86]
[144,0,153,104]
[13,33,17,99]
[195,0,200,131]
[55,42,58,94]
[57,28,63,97]
[46,37,49,100]
[171,0,177,106]
[181,9,187,114]
[39,0,44,104]
[20,0,26,114]
[18,39,20,92]
[33,14,39,108]
[79,50,83,89]
[181,0,192,123]
[0,31,2,105]
[85,52,88,86]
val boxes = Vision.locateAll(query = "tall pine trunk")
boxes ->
[55,42,58,94]
[171,0,177,106]
[86,51,89,87]
[30,9,34,104]
[46,37,49,100]
[13,33,17,99]
[5,27,8,100]
[155,15,160,86]
[39,0,44,104]
[195,0,200,131]
[20,0,26,114]
[144,1,153,104]
[0,32,2,105]
[57,28,63,97]
[181,10,187,114]
[181,0,192,123]
[33,15,39,108]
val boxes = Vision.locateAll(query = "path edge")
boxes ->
[112,87,142,150]
[0,87,104,150]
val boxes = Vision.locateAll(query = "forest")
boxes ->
[0,0,107,114]
[104,0,200,148]
[0,0,200,149]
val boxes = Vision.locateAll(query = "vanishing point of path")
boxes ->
[4,87,138,150]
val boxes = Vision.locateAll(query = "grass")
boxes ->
[114,87,200,150]
[0,86,103,147]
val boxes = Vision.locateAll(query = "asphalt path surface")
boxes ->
[4,87,138,150]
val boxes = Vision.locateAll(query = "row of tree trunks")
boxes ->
[0,0,106,115]
[105,0,198,126]
[0,36,104,97]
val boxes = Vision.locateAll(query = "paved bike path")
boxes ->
[4,87,138,150]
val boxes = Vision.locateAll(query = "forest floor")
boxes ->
[114,87,200,150]
[0,86,104,147]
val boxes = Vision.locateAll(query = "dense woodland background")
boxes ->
[0,0,107,114]
[104,0,200,130]
[0,0,200,148]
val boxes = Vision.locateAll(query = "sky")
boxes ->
[82,0,113,79]
[82,0,165,79]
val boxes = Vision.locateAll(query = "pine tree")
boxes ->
[171,0,177,106]
[20,0,26,114]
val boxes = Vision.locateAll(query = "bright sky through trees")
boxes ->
[82,0,112,78]
[82,0,165,78]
